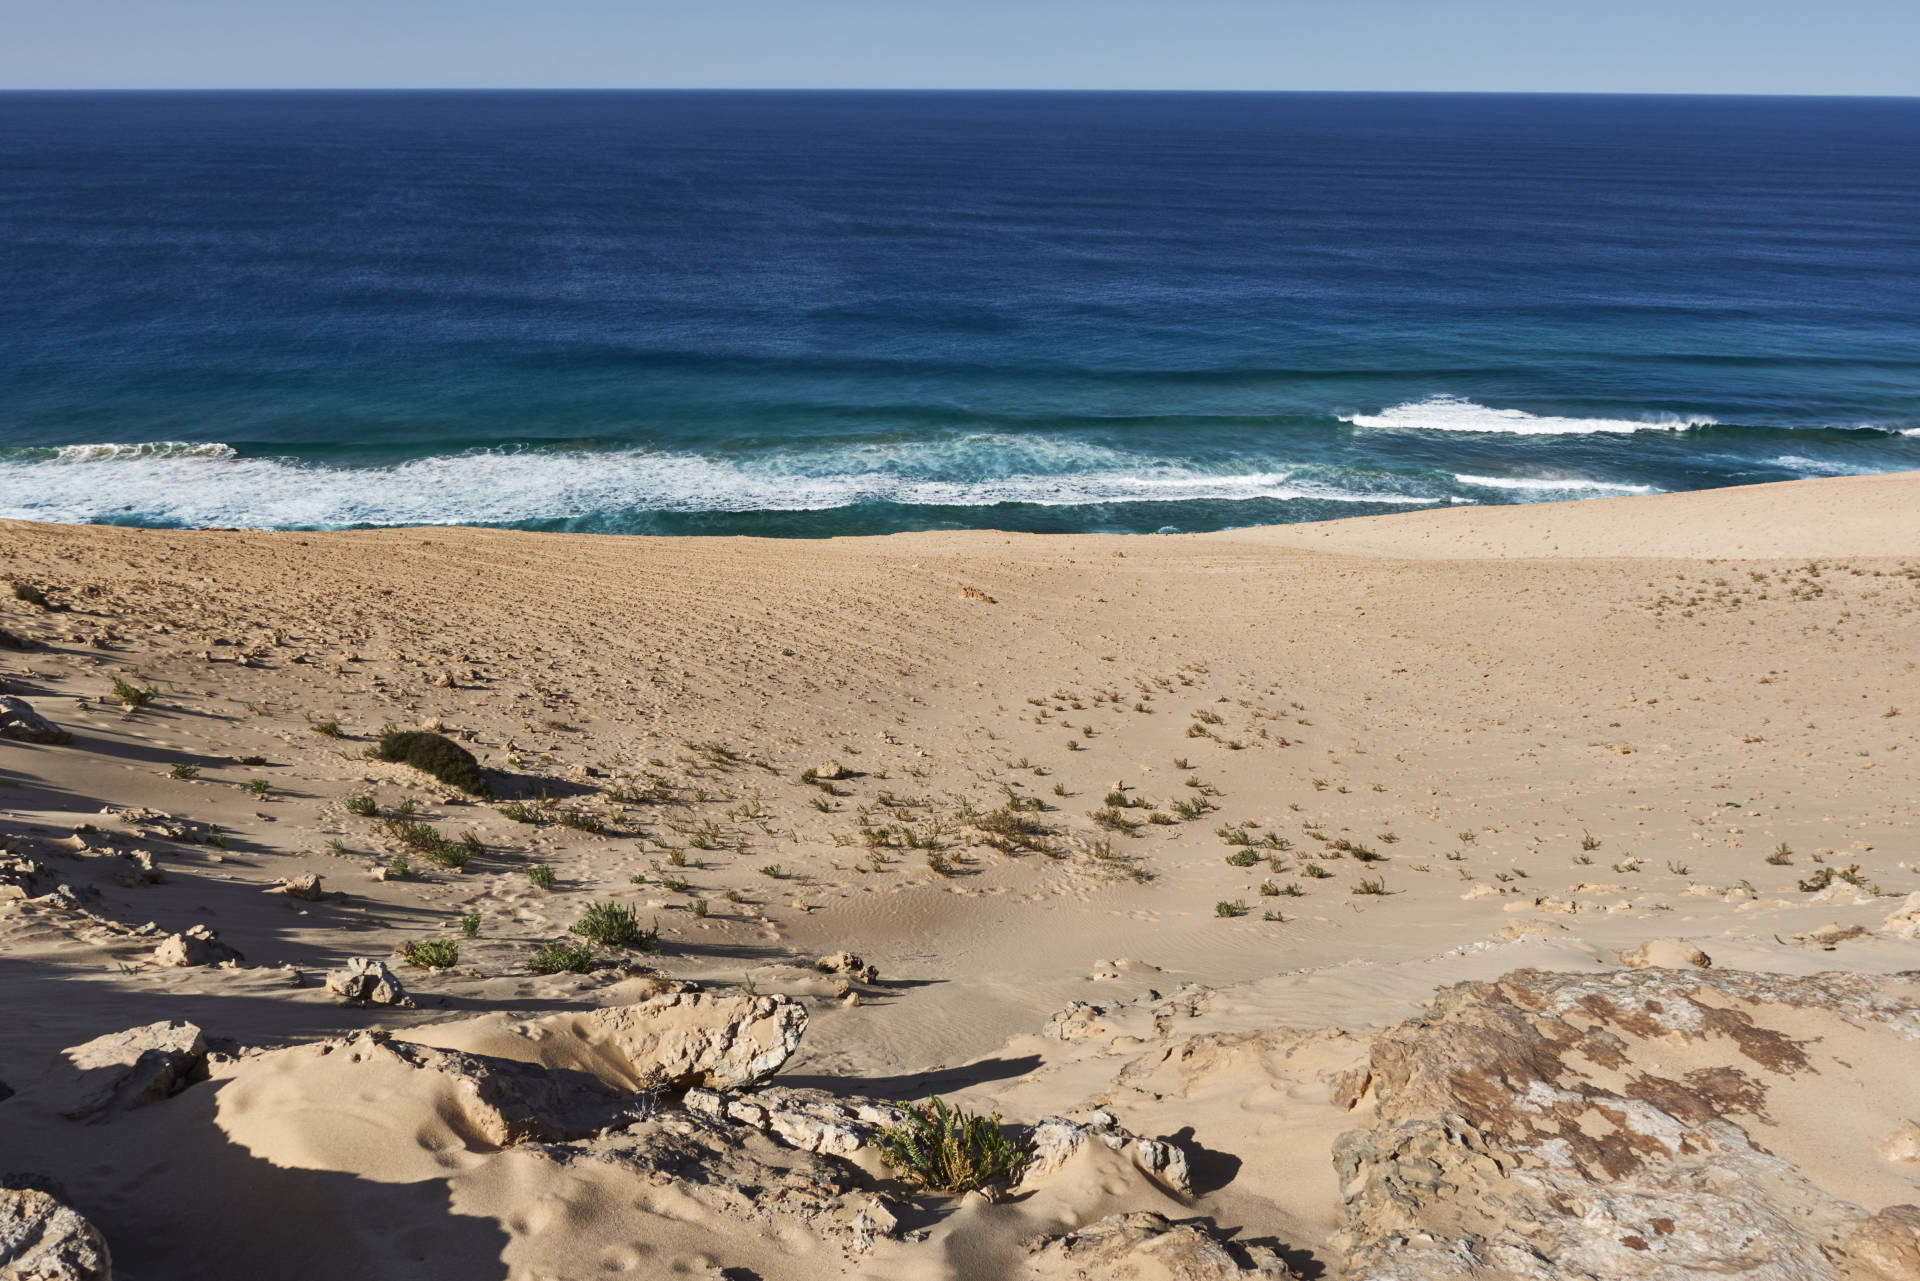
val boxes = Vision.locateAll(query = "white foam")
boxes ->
[53,441,240,462]
[1344,395,1715,436]
[1769,455,1876,478]
[1454,474,1656,495]
[0,437,1441,529]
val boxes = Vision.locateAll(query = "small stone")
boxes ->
[815,760,847,781]
[325,956,413,1007]
[0,696,71,745]
[271,873,325,901]
[151,924,242,968]
[816,951,878,984]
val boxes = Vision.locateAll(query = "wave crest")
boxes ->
[1344,396,1716,436]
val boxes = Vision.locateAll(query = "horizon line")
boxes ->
[1,87,1915,100]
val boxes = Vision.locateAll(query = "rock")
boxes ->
[1796,921,1868,948]
[271,873,325,901]
[1027,1212,1295,1279]
[0,697,70,746]
[325,957,413,1007]
[568,990,806,1092]
[1883,892,1920,940]
[52,1019,208,1119]
[0,1186,111,1281]
[1333,967,1920,1281]
[683,1086,893,1156]
[1020,1110,1192,1195]
[816,951,878,984]
[1042,999,1110,1041]
[114,849,164,888]
[814,760,847,781]
[150,924,242,968]
[1618,938,1711,969]
[1809,881,1878,906]
[1879,1121,1920,1164]
[0,851,51,902]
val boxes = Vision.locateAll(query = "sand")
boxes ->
[2,471,1916,1279]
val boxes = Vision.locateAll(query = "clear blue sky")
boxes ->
[5,0,1916,94]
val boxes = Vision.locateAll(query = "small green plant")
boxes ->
[1216,824,1252,846]
[1302,862,1330,878]
[1225,850,1260,868]
[1580,831,1601,851]
[526,863,556,891]
[376,729,489,796]
[1065,739,1081,752]
[556,810,608,835]
[1353,877,1388,895]
[1259,879,1280,896]
[571,901,659,950]
[346,794,378,817]
[1052,782,1067,797]
[459,913,481,938]
[307,716,344,738]
[326,838,347,853]
[206,827,230,850]
[399,937,459,968]
[387,854,411,879]
[112,675,157,707]
[926,850,955,876]
[169,763,200,781]
[1767,843,1793,865]
[528,939,594,975]
[499,800,543,823]
[1215,899,1248,917]
[1278,882,1304,897]
[876,1097,1028,1193]
[1263,910,1285,922]
[246,779,271,798]
[1667,860,1690,876]
[394,797,417,816]
[760,863,788,879]
[689,897,710,918]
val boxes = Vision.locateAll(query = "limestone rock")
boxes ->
[53,1019,208,1119]
[0,1187,111,1281]
[1042,1000,1109,1041]
[0,850,51,903]
[1879,1121,1920,1164]
[1883,892,1920,940]
[325,956,413,1007]
[1020,1110,1192,1195]
[150,924,241,968]
[270,873,325,901]
[1618,938,1711,969]
[1027,1212,1295,1279]
[813,760,847,781]
[683,1086,892,1156]
[1334,966,1920,1281]
[816,951,878,984]
[571,990,805,1091]
[0,697,70,746]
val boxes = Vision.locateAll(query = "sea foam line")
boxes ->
[0,439,1440,528]
[1453,474,1656,494]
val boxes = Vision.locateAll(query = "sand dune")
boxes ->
[2,471,1917,1279]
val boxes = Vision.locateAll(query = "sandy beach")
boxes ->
[4,470,1918,1280]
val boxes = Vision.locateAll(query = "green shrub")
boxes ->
[376,730,489,796]
[346,794,378,817]
[112,675,157,707]
[399,938,459,968]
[877,1097,1027,1192]
[1215,899,1248,917]
[570,901,658,950]
[459,913,481,938]
[498,800,544,824]
[528,939,594,975]
[381,818,469,868]
[526,863,556,890]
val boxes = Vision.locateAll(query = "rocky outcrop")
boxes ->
[683,1086,892,1157]
[1020,1110,1192,1195]
[0,1186,111,1280]
[1883,892,1920,940]
[1333,967,1920,1281]
[0,697,70,746]
[573,990,806,1092]
[325,957,412,1007]
[1026,1211,1296,1278]
[815,951,878,984]
[150,925,241,968]
[52,1020,208,1120]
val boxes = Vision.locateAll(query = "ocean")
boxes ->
[1,90,1916,536]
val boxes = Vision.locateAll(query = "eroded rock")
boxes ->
[683,1085,892,1156]
[572,990,805,1092]
[52,1019,208,1120]
[816,951,878,984]
[0,697,70,746]
[1618,938,1711,969]
[270,873,325,901]
[1027,1211,1296,1278]
[0,1186,111,1281]
[1334,967,1920,1281]
[150,924,241,968]
[1020,1110,1192,1195]
[325,956,413,1007]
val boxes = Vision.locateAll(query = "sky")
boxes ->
[3,0,1916,95]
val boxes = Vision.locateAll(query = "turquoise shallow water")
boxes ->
[1,91,1916,535]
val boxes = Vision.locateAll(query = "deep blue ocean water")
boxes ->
[1,90,1916,535]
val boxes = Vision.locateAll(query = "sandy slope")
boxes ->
[2,471,1917,1279]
